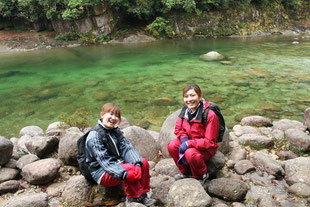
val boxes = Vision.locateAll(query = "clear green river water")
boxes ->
[0,36,309,138]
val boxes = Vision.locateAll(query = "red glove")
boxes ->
[134,166,142,180]
[126,170,140,182]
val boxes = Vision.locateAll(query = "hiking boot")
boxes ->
[141,197,156,206]
[198,173,209,185]
[125,197,139,207]
[174,173,190,180]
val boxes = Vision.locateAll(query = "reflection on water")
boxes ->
[0,36,309,138]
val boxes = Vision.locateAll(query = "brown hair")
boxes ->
[183,84,202,98]
[101,103,121,122]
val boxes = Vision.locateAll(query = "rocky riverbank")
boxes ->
[0,108,310,207]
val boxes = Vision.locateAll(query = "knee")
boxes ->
[184,148,202,163]
[167,139,180,153]
[141,158,149,170]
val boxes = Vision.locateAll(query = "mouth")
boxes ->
[108,119,117,125]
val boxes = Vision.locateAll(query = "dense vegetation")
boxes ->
[0,0,306,23]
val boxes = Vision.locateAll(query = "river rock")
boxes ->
[234,160,255,175]
[10,137,20,160]
[0,136,13,166]
[0,168,19,184]
[200,51,225,61]
[17,134,33,154]
[285,128,310,151]
[250,151,284,178]
[119,116,130,130]
[154,158,179,177]
[229,148,247,161]
[25,135,59,158]
[16,154,40,170]
[159,109,180,158]
[46,182,66,197]
[58,127,83,165]
[304,108,310,129]
[62,175,93,206]
[233,125,261,137]
[21,158,61,185]
[148,130,160,143]
[271,129,285,140]
[123,126,158,161]
[257,196,278,207]
[241,116,272,127]
[168,178,212,207]
[4,159,17,169]
[2,192,48,207]
[46,121,67,137]
[272,119,307,131]
[276,151,297,160]
[218,129,230,154]
[19,125,44,137]
[238,134,274,148]
[150,174,175,205]
[207,178,248,201]
[75,17,93,34]
[288,182,310,197]
[284,157,310,186]
[0,180,20,195]
[206,150,225,176]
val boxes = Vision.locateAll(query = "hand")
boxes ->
[126,170,140,182]
[179,142,188,154]
[181,137,189,144]
[134,166,142,180]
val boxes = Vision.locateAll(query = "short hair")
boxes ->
[101,103,121,122]
[182,84,202,98]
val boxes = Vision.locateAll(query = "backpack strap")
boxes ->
[202,107,210,127]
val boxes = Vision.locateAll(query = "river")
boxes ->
[0,35,309,138]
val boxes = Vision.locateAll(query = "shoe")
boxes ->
[141,197,156,206]
[126,197,140,206]
[174,173,190,180]
[198,173,209,185]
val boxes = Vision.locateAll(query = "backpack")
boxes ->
[77,129,97,185]
[202,102,226,142]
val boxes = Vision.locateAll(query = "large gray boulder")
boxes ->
[19,126,44,137]
[46,121,67,137]
[58,127,83,166]
[0,168,19,184]
[25,135,59,158]
[62,175,94,206]
[238,134,273,149]
[0,136,13,166]
[0,180,20,195]
[119,116,131,130]
[150,175,175,205]
[21,158,61,185]
[154,158,179,177]
[168,178,212,207]
[285,128,310,151]
[272,119,307,131]
[288,183,310,197]
[284,157,310,186]
[17,134,33,154]
[123,126,158,161]
[207,178,248,201]
[159,110,180,158]
[16,154,40,170]
[206,150,226,176]
[250,151,284,178]
[241,116,272,127]
[233,125,261,137]
[2,192,48,207]
[304,108,310,130]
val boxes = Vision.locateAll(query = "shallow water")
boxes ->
[0,36,309,138]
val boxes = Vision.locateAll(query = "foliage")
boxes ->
[146,17,175,38]
[55,32,79,41]
[60,107,90,130]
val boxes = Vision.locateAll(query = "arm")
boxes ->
[174,117,189,141]
[88,131,126,180]
[187,110,219,151]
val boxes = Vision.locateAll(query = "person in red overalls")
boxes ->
[167,84,219,183]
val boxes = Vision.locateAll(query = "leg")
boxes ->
[140,158,150,194]
[167,139,190,174]
[184,148,213,179]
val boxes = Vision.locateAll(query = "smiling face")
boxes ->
[183,89,202,112]
[100,103,121,129]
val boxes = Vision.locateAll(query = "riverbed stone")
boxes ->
[17,134,33,154]
[159,109,180,158]
[234,160,255,175]
[58,127,83,166]
[123,126,158,161]
[4,159,17,169]
[272,119,307,131]
[0,168,19,184]
[119,116,130,130]
[21,158,61,185]
[0,136,13,166]
[16,154,40,170]
[250,151,284,178]
[285,128,310,151]
[218,129,230,154]
[19,125,44,137]
[271,129,285,139]
[25,135,59,158]
[3,192,48,207]
[168,178,212,207]
[200,51,224,61]
[0,180,20,195]
[46,182,66,197]
[276,151,297,160]
[62,175,94,206]
[284,157,310,186]
[46,121,67,137]
[10,137,20,160]
[150,174,175,205]
[207,178,248,201]
[154,158,179,177]
[241,116,272,127]
[304,108,310,130]
[229,148,247,161]
[288,182,310,197]
[238,134,274,148]
[233,125,261,137]
[206,150,226,176]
